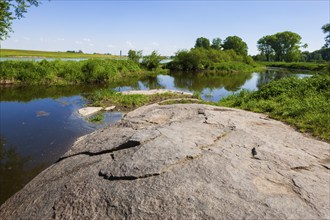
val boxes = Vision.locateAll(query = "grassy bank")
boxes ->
[261,61,328,72]
[218,74,330,142]
[0,49,120,59]
[87,89,197,111]
[0,59,156,85]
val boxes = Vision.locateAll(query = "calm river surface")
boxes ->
[0,69,311,204]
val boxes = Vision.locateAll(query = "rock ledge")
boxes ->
[1,104,329,219]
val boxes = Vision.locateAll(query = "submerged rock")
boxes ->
[1,104,329,219]
[78,107,102,116]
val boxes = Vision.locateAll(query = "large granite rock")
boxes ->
[1,104,329,219]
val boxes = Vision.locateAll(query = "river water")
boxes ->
[0,69,311,204]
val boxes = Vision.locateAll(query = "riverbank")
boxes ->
[0,59,166,85]
[218,74,330,142]
[260,61,328,72]
[84,74,330,142]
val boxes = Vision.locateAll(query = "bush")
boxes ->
[168,48,261,72]
[0,59,142,84]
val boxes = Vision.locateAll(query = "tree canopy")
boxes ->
[0,0,40,40]
[257,35,275,61]
[211,38,222,50]
[194,37,210,49]
[128,49,142,63]
[257,31,306,62]
[322,23,330,49]
[222,36,248,56]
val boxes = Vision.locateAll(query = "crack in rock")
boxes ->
[56,140,140,163]
[291,179,322,217]
[99,171,160,181]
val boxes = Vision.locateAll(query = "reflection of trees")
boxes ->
[256,69,288,89]
[0,85,105,102]
[139,76,165,89]
[0,78,144,102]
[171,71,253,92]
[0,137,46,205]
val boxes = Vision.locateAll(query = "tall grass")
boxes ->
[261,62,328,72]
[0,59,143,84]
[219,74,330,142]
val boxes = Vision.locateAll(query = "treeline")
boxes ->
[167,36,263,72]
[0,59,143,84]
[254,24,330,62]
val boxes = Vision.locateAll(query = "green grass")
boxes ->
[0,59,144,84]
[218,74,330,142]
[88,89,196,111]
[210,61,265,73]
[0,49,120,59]
[261,61,328,72]
[88,113,105,123]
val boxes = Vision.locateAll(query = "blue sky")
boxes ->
[2,0,329,56]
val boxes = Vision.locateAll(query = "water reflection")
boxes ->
[0,137,47,205]
[171,71,253,92]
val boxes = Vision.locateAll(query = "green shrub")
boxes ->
[0,59,142,84]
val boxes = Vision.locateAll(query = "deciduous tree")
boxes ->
[194,37,210,49]
[211,38,222,50]
[0,0,41,40]
[257,31,306,62]
[222,36,248,56]
[141,51,162,70]
[257,35,275,61]
[322,23,330,48]
[128,50,142,63]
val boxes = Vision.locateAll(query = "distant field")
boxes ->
[0,49,122,59]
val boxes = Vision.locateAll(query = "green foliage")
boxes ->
[219,75,330,141]
[91,89,149,108]
[128,50,142,63]
[261,62,328,72]
[257,31,306,62]
[194,37,211,49]
[222,36,248,56]
[169,47,262,72]
[88,113,105,123]
[257,35,275,61]
[90,89,195,110]
[322,23,330,48]
[0,59,142,84]
[141,51,162,70]
[211,38,222,50]
[0,0,40,40]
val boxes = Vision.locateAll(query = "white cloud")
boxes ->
[22,37,30,41]
[75,41,83,45]
[89,43,94,47]
[83,38,91,42]
[56,38,65,41]
[107,44,115,48]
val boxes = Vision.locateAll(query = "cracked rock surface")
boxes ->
[1,104,329,219]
